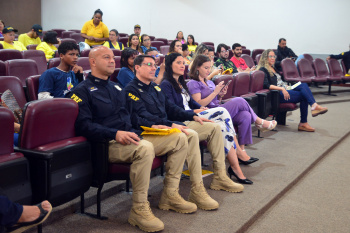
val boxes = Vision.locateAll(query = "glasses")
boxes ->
[143,39,150,42]
[142,62,157,68]
[151,54,159,58]
[221,50,229,53]
[268,56,277,59]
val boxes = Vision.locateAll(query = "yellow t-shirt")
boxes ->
[103,41,124,50]
[81,20,109,46]
[18,33,41,47]
[0,41,27,51]
[36,42,57,60]
[188,45,197,53]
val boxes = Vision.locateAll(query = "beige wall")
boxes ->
[0,0,41,34]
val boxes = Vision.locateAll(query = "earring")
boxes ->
[196,70,199,76]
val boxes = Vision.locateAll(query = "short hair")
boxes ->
[187,35,195,45]
[232,43,241,50]
[279,38,286,43]
[134,55,155,74]
[182,44,188,51]
[216,43,229,54]
[110,29,119,36]
[120,48,139,68]
[189,55,211,81]
[145,48,158,54]
[58,41,79,55]
[43,30,58,44]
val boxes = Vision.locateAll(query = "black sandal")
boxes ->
[7,202,52,233]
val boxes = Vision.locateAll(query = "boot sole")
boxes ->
[128,218,164,232]
[188,198,219,211]
[210,184,244,193]
[158,204,197,214]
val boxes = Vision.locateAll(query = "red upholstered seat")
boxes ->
[51,29,66,38]
[202,42,214,48]
[303,54,313,64]
[114,56,121,68]
[60,38,77,44]
[0,153,24,163]
[5,59,39,86]
[0,49,22,61]
[77,57,90,70]
[69,29,81,34]
[0,60,6,76]
[151,41,165,51]
[26,44,38,50]
[327,58,350,82]
[110,68,121,83]
[154,38,168,46]
[252,49,264,61]
[279,103,298,110]
[0,76,27,109]
[118,33,128,38]
[48,57,61,69]
[241,54,255,68]
[242,49,251,56]
[35,136,87,151]
[70,33,84,44]
[62,31,74,39]
[80,49,91,57]
[111,49,121,56]
[313,58,341,95]
[22,50,47,74]
[282,58,312,83]
[213,75,234,100]
[160,45,170,55]
[26,74,40,101]
[119,37,129,47]
[255,54,262,65]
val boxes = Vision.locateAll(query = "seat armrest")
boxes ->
[14,147,54,160]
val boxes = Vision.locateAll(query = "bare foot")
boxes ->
[18,201,51,223]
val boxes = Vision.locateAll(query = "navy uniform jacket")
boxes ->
[124,77,197,127]
[68,73,147,141]
[330,51,350,72]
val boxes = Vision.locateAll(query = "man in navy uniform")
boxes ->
[327,45,350,74]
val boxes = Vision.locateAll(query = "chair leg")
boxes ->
[37,224,42,233]
[323,82,337,96]
[80,193,85,214]
[160,163,164,176]
[83,186,108,220]
[254,129,263,138]
[276,111,287,125]
[126,179,130,192]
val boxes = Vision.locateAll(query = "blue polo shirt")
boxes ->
[38,67,79,98]
[117,67,135,88]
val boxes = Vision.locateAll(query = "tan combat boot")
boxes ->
[128,201,164,232]
[158,187,197,214]
[188,181,219,210]
[210,169,244,193]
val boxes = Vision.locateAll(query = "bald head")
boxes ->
[89,46,115,80]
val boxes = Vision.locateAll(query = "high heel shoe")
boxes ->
[238,157,259,165]
[227,167,253,184]
[255,119,277,132]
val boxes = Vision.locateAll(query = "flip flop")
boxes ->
[7,202,52,233]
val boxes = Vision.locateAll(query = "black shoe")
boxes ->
[238,157,259,165]
[227,167,253,185]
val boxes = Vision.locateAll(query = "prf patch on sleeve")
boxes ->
[71,93,82,103]
[128,93,139,101]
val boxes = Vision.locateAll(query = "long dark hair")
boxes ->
[187,34,195,46]
[128,33,142,53]
[169,40,180,53]
[163,53,189,94]
[189,55,211,81]
[121,48,138,68]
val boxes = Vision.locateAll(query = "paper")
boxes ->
[140,126,181,135]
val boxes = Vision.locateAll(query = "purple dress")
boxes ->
[187,79,258,145]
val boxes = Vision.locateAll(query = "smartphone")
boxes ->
[220,80,232,92]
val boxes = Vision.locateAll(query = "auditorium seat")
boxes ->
[22,50,47,74]
[213,75,235,101]
[281,58,312,84]
[0,43,3,49]
[159,55,165,66]
[0,107,32,205]
[68,29,81,34]
[26,44,38,50]
[298,58,327,85]
[232,73,259,114]
[26,75,41,101]
[168,40,173,44]
[0,60,6,76]
[17,98,93,206]
[0,49,22,61]
[60,38,77,44]
[80,49,91,57]
[5,59,39,87]
[0,76,27,109]
[328,58,350,82]
[242,49,251,56]
[82,138,165,219]
[114,56,121,68]
[160,45,170,55]
[154,38,168,45]
[118,33,128,38]
[119,37,129,47]
[251,49,264,61]
[303,54,313,64]
[62,31,74,39]
[148,36,155,41]
[241,54,255,68]
[111,49,122,56]
[77,57,91,70]
[48,57,61,69]
[228,50,233,60]
[184,64,189,79]
[151,41,165,51]
[313,58,342,95]
[202,42,215,48]
[206,45,215,52]
[341,60,348,75]
[255,54,262,65]
[70,33,85,44]
[110,68,121,83]
[51,29,66,38]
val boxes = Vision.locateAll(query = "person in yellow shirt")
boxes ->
[18,24,42,48]
[187,35,197,55]
[36,30,61,61]
[0,26,27,51]
[81,9,109,46]
[103,29,124,50]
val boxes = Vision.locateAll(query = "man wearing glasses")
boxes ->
[215,43,238,73]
